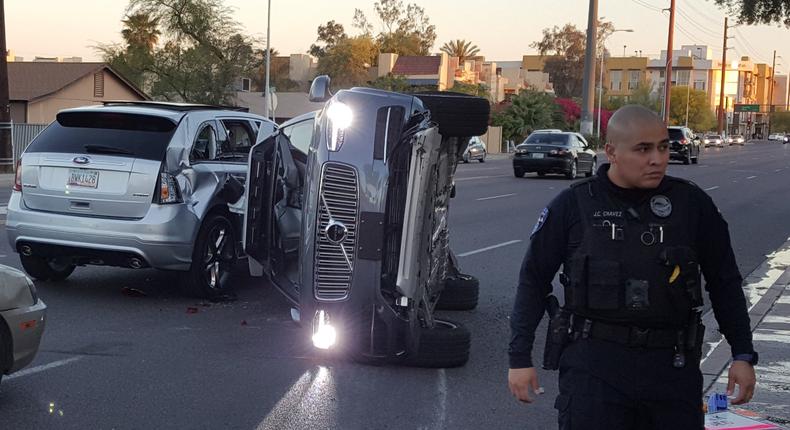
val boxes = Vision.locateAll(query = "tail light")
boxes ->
[680,139,688,145]
[156,173,182,204]
[549,149,569,155]
[13,159,22,191]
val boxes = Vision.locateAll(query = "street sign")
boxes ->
[734,104,759,112]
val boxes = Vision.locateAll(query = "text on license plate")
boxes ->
[531,153,545,159]
[68,169,99,188]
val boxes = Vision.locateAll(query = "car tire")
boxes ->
[20,255,75,281]
[463,154,470,163]
[406,319,471,368]
[478,158,485,163]
[683,151,691,165]
[514,168,525,178]
[537,171,546,177]
[585,157,597,177]
[436,274,479,311]
[565,160,578,179]
[181,213,237,299]
[415,92,490,137]
[692,151,699,164]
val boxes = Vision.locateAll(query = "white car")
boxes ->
[1,264,46,385]
[768,133,783,141]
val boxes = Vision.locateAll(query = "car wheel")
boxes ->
[585,157,597,177]
[406,319,471,368]
[514,168,525,178]
[182,213,236,298]
[478,157,485,163]
[565,160,578,179]
[537,171,546,177]
[415,92,490,137]
[692,150,699,164]
[20,255,76,281]
[463,154,470,163]
[436,274,479,311]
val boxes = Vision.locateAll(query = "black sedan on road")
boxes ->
[513,132,597,179]
[668,126,700,164]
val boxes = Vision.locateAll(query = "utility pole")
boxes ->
[767,50,776,136]
[0,0,12,173]
[717,17,729,136]
[663,0,676,125]
[580,0,598,136]
[263,0,272,120]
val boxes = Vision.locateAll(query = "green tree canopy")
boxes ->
[668,86,716,131]
[440,40,480,65]
[715,0,790,26]
[491,89,562,142]
[317,35,379,90]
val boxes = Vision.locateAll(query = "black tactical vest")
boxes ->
[563,176,703,329]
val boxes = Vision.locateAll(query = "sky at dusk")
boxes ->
[6,0,789,74]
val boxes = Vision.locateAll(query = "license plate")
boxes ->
[531,153,545,159]
[68,169,99,188]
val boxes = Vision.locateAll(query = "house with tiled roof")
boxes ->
[378,53,455,90]
[8,62,148,124]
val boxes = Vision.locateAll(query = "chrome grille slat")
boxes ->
[314,163,359,301]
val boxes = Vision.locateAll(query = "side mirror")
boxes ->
[309,75,332,102]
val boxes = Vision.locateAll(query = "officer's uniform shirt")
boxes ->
[509,163,754,369]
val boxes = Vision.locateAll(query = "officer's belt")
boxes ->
[572,318,679,348]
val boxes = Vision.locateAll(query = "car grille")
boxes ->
[314,163,359,301]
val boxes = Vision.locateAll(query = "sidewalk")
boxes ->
[702,240,790,427]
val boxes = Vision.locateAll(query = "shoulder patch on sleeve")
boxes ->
[531,207,549,237]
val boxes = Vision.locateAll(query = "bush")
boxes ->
[584,135,605,150]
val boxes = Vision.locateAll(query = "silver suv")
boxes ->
[6,102,275,298]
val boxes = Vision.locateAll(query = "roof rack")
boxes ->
[101,100,249,113]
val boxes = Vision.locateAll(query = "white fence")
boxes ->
[12,123,48,170]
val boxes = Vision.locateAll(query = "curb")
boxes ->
[701,254,790,393]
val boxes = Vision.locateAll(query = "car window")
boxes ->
[191,122,219,162]
[220,119,255,158]
[575,135,587,148]
[525,133,570,146]
[668,128,684,139]
[26,112,176,161]
[281,119,314,155]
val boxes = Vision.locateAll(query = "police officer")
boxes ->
[507,106,757,429]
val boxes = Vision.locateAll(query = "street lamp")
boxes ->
[685,47,702,127]
[596,27,634,138]
[263,0,272,120]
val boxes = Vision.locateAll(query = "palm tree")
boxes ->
[121,12,161,53]
[440,39,481,65]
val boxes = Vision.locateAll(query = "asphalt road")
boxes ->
[1,141,789,429]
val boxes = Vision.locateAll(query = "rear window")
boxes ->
[524,133,570,146]
[668,128,685,139]
[26,112,178,161]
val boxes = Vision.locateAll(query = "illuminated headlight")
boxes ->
[784,136,789,142]
[312,310,337,350]
[516,147,528,154]
[703,139,709,143]
[326,101,353,152]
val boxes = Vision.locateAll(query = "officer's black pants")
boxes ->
[555,338,704,430]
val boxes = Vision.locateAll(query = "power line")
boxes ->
[676,8,722,39]
[631,0,662,12]
[683,0,725,26]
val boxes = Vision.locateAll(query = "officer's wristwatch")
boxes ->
[733,352,759,366]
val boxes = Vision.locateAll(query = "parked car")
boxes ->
[667,126,701,164]
[6,102,275,298]
[1,264,46,386]
[243,78,490,367]
[768,133,784,141]
[703,134,724,147]
[512,132,597,179]
[728,134,745,145]
[784,134,789,144]
[462,136,487,163]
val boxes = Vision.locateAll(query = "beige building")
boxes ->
[9,62,148,124]
[607,56,650,99]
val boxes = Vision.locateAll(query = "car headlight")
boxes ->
[516,148,527,154]
[326,101,352,152]
[312,310,337,350]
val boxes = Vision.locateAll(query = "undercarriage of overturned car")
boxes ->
[244,76,490,368]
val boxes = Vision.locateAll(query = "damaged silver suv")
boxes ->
[244,76,489,367]
[6,102,275,298]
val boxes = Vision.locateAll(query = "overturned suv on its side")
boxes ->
[244,76,489,367]
[6,102,275,297]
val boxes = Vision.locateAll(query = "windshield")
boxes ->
[524,133,570,146]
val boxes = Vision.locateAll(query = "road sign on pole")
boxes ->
[734,104,759,112]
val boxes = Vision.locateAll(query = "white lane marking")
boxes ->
[476,193,516,201]
[704,186,720,191]
[775,169,783,172]
[458,240,522,257]
[747,175,757,180]
[0,205,6,215]
[6,357,83,381]
[454,174,510,182]
[433,369,448,430]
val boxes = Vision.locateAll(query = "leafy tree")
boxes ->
[668,86,716,131]
[491,89,560,142]
[450,81,489,98]
[368,73,412,92]
[769,112,790,133]
[309,20,348,58]
[629,79,661,112]
[714,0,790,26]
[98,11,160,89]
[531,21,615,98]
[317,35,378,90]
[440,40,480,65]
[121,12,161,51]
[358,0,437,56]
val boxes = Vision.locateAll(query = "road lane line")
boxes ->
[433,369,448,430]
[458,240,522,257]
[6,357,83,380]
[476,193,516,201]
[775,169,783,172]
[455,174,510,182]
[704,186,719,191]
[747,175,757,180]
